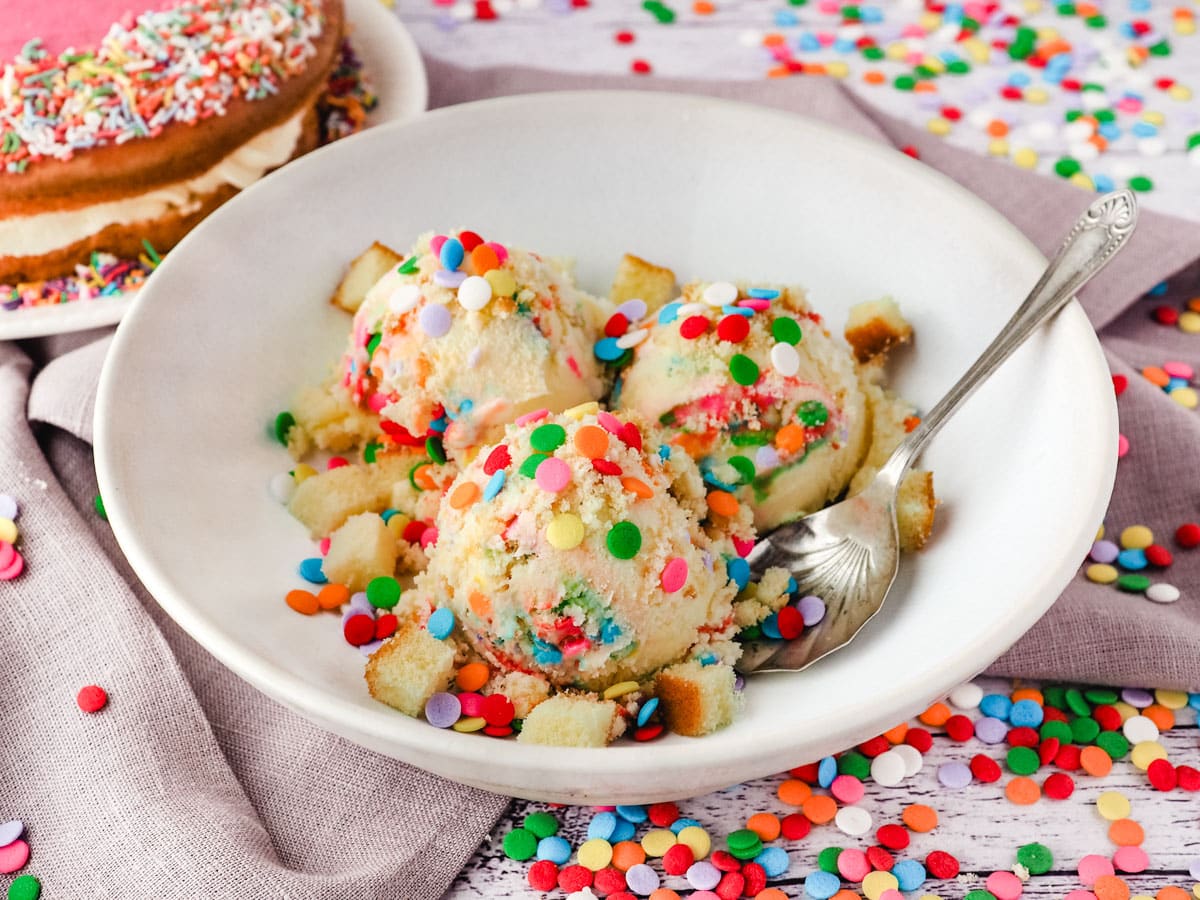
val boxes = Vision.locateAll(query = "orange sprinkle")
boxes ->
[1108,818,1145,846]
[285,589,319,615]
[863,70,886,85]
[1089,134,1109,152]
[775,423,807,454]
[986,119,1010,137]
[316,583,350,610]
[831,892,860,900]
[456,661,490,692]
[1011,687,1044,705]
[621,477,655,499]
[1156,888,1189,900]
[902,804,938,833]
[1005,776,1041,805]
[1039,37,1074,57]
[672,432,714,457]
[758,891,791,900]
[414,464,439,492]
[805,63,828,76]
[1081,745,1114,777]
[918,701,952,727]
[802,794,838,824]
[707,490,740,518]
[777,779,812,806]
[883,723,909,744]
[1189,297,1200,312]
[649,890,682,900]
[470,243,500,275]
[574,424,610,458]
[450,481,481,509]
[1094,876,1131,900]
[1142,704,1175,730]
[1075,3,1099,15]
[468,590,492,620]
[912,81,937,93]
[1129,45,1150,63]
[612,840,646,871]
[747,812,781,842]
[902,416,921,433]
[692,0,715,12]
[767,66,793,79]
[763,32,786,47]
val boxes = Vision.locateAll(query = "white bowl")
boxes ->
[95,91,1116,804]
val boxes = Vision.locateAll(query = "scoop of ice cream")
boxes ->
[613,282,872,531]
[339,231,609,461]
[416,405,751,691]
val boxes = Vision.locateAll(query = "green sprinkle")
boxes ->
[273,411,296,446]
[964,892,998,900]
[913,64,937,79]
[797,400,829,427]
[1016,842,1054,875]
[772,316,802,345]
[1070,715,1101,744]
[1039,720,1073,743]
[946,60,971,74]
[409,461,432,491]
[741,624,762,640]
[398,255,419,275]
[727,828,764,860]
[94,494,107,521]
[862,46,885,60]
[1054,157,1081,178]
[1149,40,1170,57]
[503,827,538,861]
[530,423,567,452]
[1065,688,1091,716]
[817,847,843,873]
[366,332,382,359]
[7,875,40,900]
[729,354,760,386]
[140,238,162,265]
[894,75,916,91]
[1084,688,1119,704]
[837,750,871,780]
[960,15,980,30]
[642,0,676,22]
[363,442,381,464]
[1065,109,1083,122]
[728,455,756,484]
[523,811,559,838]
[366,576,401,610]
[1006,745,1040,775]
[519,453,550,479]
[607,521,642,559]
[1187,132,1200,151]
[1117,572,1152,590]
[1093,109,1116,123]
[1128,176,1153,193]
[426,435,447,465]
[841,5,861,19]
[730,431,772,447]
[1055,2,1075,13]
[1096,730,1130,760]
[1042,685,1068,709]
[1085,14,1106,26]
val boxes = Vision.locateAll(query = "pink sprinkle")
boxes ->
[0,839,30,875]
[430,234,448,255]
[905,51,924,65]
[367,393,389,413]
[1112,846,1149,874]
[1116,97,1142,113]
[737,299,770,311]
[515,408,550,426]
[816,0,838,13]
[420,526,439,550]
[1117,433,1129,458]
[562,637,591,656]
[318,537,331,556]
[816,31,835,46]
[593,805,617,812]
[567,356,582,378]
[986,871,1024,900]
[1065,893,1098,900]
[535,457,572,493]
[878,891,904,900]
[459,692,484,716]
[830,774,864,804]
[485,241,509,264]
[732,536,756,558]
[0,550,24,581]
[597,411,623,434]
[327,457,349,470]
[661,557,689,593]
[0,541,13,569]
[901,23,926,37]
[1163,360,1194,379]
[1078,855,1115,886]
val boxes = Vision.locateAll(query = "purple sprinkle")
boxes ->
[348,591,373,615]
[0,494,17,521]
[625,863,660,895]
[434,13,458,31]
[937,761,973,789]
[733,674,745,692]
[434,269,467,289]
[1121,687,1154,708]
[916,94,942,111]
[797,595,826,626]
[358,639,383,656]
[616,298,648,322]
[425,692,462,728]
[755,445,780,471]
[419,303,453,338]
[974,716,1009,744]
[686,861,721,891]
[1189,859,1200,881]
[1090,540,1119,563]
[0,820,24,848]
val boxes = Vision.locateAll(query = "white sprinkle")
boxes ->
[676,302,708,317]
[770,342,800,377]
[893,743,924,777]
[389,284,421,314]
[949,682,984,710]
[702,282,738,307]
[1146,582,1180,603]
[1123,714,1160,744]
[616,328,649,350]
[1062,120,1094,143]
[457,275,493,311]
[835,806,873,837]
[268,472,296,504]
[870,749,906,787]
[738,29,763,47]
[1137,137,1166,157]
[467,345,483,369]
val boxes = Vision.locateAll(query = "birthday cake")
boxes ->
[0,0,345,283]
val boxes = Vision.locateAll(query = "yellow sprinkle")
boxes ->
[292,463,318,483]
[462,445,480,465]
[1179,311,1200,333]
[927,117,952,136]
[1132,896,1156,900]
[864,871,901,900]
[578,837,614,871]
[640,829,678,858]
[1095,524,1105,540]
[1036,26,1059,39]
[452,716,487,733]
[1142,110,1167,126]
[1013,147,1039,169]
[826,61,850,78]
[964,37,991,62]
[676,825,711,859]
[386,514,411,539]
[988,139,1010,157]
[1024,87,1050,104]
[603,680,640,700]
[484,268,517,298]
[0,518,16,545]
[1130,740,1168,770]
[1176,17,1196,34]
[1022,0,1041,12]
[1168,84,1193,101]
[921,56,946,74]
[1155,688,1190,709]
[919,895,943,900]
[546,513,585,550]
[564,401,600,420]
[886,42,909,60]
[1086,563,1119,584]
[1096,791,1131,821]
[1192,884,1200,900]
[1070,172,1095,191]
[919,11,941,31]
[1120,525,1154,549]
[1170,386,1198,408]
[1112,701,1138,722]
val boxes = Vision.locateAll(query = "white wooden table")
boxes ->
[377,4,1200,896]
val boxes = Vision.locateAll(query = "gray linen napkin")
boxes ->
[4,61,1200,900]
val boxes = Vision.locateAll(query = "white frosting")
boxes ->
[2,109,305,258]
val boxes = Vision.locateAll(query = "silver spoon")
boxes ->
[738,189,1138,675]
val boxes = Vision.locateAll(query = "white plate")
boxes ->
[95,91,1117,804]
[0,0,427,342]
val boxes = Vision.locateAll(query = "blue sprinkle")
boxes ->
[439,237,464,270]
[748,288,780,299]
[427,607,455,640]
[610,818,636,843]
[760,613,781,640]
[533,639,562,665]
[817,756,838,788]
[298,558,327,584]
[979,694,1012,721]
[1010,698,1044,728]
[537,835,571,864]
[893,859,927,892]
[721,305,754,317]
[658,301,682,325]
[1117,548,1147,570]
[1167,377,1189,391]
[1149,281,1168,296]
[698,653,717,666]
[637,697,659,727]
[458,399,474,414]
[701,467,738,492]
[1098,122,1121,141]
[727,557,751,591]
[786,577,798,595]
[587,812,617,840]
[658,445,671,461]
[1188,693,1200,711]
[756,846,791,878]
[484,470,506,501]
[774,9,798,25]
[1119,22,1137,37]
[1132,121,1158,138]
[805,870,841,900]
[594,337,625,361]
[1093,174,1116,193]
[616,804,647,824]
[381,508,400,523]
[670,817,702,834]
[429,417,448,433]
[937,50,960,64]
[1129,0,1151,10]
[600,619,622,644]
[833,37,856,53]
[1008,71,1032,87]
[860,5,884,22]
[798,32,821,51]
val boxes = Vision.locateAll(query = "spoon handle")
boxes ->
[880,189,1138,481]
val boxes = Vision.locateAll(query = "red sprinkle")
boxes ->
[859,736,891,758]
[458,230,484,251]
[483,445,512,475]
[876,824,910,850]
[402,520,427,543]
[1176,522,1200,548]
[76,684,108,713]
[970,754,1002,783]
[1000,85,1024,100]
[631,59,652,75]
[648,802,680,827]
[1039,737,1061,766]
[742,863,767,896]
[482,694,515,727]
[711,850,742,873]
[1043,772,1075,800]
[483,725,513,738]
[1093,706,1122,732]
[1007,726,1039,748]
[594,867,627,895]
[634,723,664,741]
[926,850,961,879]
[1145,544,1173,567]
[618,422,643,451]
[790,763,820,782]
[374,614,398,640]
[1147,757,1178,791]
[679,315,710,339]
[777,606,804,640]
[867,846,895,871]
[529,860,559,892]
[716,872,745,900]
[559,865,593,892]
[716,315,751,343]
[901,145,920,158]
[1153,306,1180,326]
[343,614,376,646]
[905,728,933,752]
[1056,743,1083,771]
[593,459,623,476]
[327,456,349,470]
[606,313,630,337]
[1112,373,1129,395]
[663,843,695,876]
[1176,765,1200,791]
[945,715,974,742]
[782,813,811,840]
[615,29,635,43]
